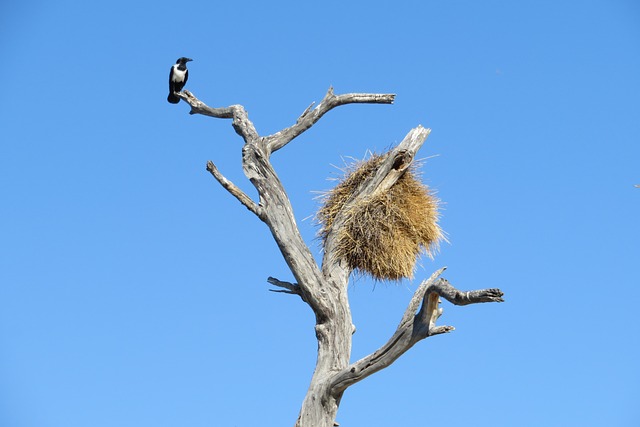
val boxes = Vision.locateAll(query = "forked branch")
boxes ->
[330,269,504,396]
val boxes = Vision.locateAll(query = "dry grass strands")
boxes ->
[318,154,443,281]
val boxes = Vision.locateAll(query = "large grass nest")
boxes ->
[317,154,443,281]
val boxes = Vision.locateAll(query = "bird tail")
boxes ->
[167,92,180,104]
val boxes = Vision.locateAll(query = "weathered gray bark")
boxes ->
[175,88,504,427]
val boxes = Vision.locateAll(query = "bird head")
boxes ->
[176,57,193,64]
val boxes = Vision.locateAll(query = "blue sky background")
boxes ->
[1,1,638,426]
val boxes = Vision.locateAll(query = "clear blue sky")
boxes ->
[1,1,638,426]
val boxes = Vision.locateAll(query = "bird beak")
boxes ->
[186,58,193,62]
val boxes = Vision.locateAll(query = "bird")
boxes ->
[167,57,193,104]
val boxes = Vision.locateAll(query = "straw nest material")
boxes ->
[317,154,443,281]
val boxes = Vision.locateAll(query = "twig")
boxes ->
[267,277,306,302]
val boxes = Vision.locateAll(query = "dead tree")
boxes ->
[174,87,504,427]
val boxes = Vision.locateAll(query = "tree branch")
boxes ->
[177,90,259,142]
[264,87,395,154]
[177,90,234,118]
[429,279,505,306]
[329,269,503,396]
[206,160,262,219]
[267,277,306,301]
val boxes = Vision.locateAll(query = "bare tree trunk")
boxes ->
[175,88,504,427]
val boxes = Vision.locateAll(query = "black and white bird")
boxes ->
[167,57,193,104]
